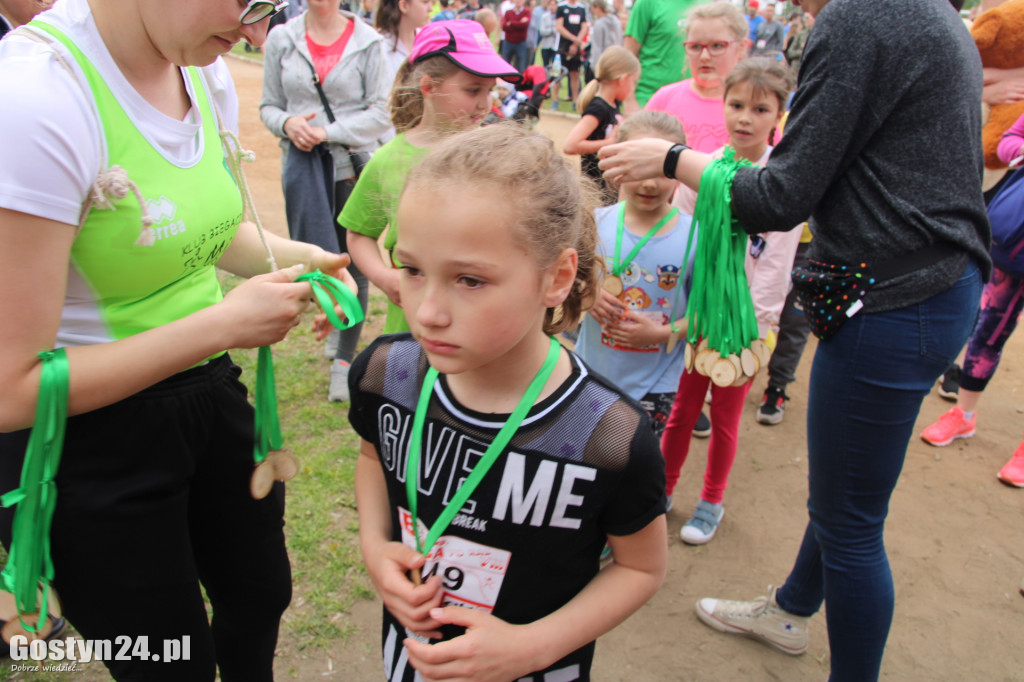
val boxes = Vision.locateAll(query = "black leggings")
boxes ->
[0,355,291,681]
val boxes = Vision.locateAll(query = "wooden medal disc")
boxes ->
[696,348,718,377]
[731,355,753,387]
[740,347,759,378]
[666,329,683,355]
[710,356,739,387]
[2,612,52,644]
[250,460,277,500]
[268,451,299,482]
[750,338,772,369]
[602,275,623,296]
[683,342,695,372]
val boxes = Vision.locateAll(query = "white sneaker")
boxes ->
[696,586,808,655]
[328,361,350,402]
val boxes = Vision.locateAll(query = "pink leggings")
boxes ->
[661,369,753,503]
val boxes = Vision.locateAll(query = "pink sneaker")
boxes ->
[920,406,976,447]
[997,444,1024,487]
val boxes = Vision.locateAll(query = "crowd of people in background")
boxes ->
[1,0,1023,681]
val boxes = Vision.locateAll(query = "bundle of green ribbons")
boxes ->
[0,349,67,637]
[684,148,760,356]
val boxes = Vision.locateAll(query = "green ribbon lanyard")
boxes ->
[405,336,561,557]
[611,203,679,277]
[684,148,759,355]
[253,270,365,464]
[0,349,69,631]
[667,204,700,335]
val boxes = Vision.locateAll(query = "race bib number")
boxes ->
[756,39,767,49]
[399,507,511,612]
[568,13,581,24]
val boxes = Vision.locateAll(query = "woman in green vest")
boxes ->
[0,1,355,679]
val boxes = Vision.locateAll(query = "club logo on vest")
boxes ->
[144,196,188,242]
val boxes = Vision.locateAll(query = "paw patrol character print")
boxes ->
[621,286,651,311]
[657,264,680,291]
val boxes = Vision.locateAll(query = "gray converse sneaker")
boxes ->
[328,361,350,402]
[680,499,723,545]
[696,586,808,655]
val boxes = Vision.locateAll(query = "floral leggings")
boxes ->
[961,266,1024,392]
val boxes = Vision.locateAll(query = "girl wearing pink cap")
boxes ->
[342,20,520,341]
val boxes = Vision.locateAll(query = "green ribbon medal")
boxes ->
[685,148,759,355]
[604,204,679,296]
[0,349,68,637]
[250,270,364,499]
[404,337,561,570]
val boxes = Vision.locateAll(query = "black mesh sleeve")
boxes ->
[599,411,667,537]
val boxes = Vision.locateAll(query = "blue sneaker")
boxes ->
[680,499,724,545]
[551,101,559,111]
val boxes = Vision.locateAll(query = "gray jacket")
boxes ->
[260,10,390,179]
[589,14,622,68]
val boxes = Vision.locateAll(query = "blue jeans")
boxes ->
[775,261,982,682]
[501,40,529,73]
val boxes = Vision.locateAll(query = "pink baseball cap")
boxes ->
[411,20,521,83]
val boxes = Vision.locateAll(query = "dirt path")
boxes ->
[226,57,1024,682]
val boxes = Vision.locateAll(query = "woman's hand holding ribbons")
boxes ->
[217,264,315,349]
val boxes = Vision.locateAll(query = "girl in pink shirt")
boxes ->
[645,2,749,154]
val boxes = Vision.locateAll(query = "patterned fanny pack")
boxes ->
[792,243,959,341]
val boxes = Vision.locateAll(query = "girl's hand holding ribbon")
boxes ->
[588,288,626,326]
[605,310,667,349]
[363,540,445,638]
[404,607,540,682]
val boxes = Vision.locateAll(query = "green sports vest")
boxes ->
[31,20,242,346]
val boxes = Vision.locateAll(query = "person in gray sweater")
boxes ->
[751,2,785,57]
[587,0,622,78]
[600,0,988,679]
[261,4,391,402]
